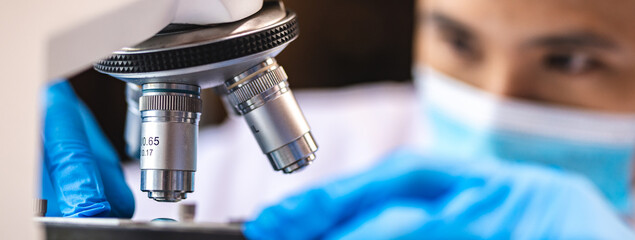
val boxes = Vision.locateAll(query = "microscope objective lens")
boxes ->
[139,83,202,202]
[225,58,318,173]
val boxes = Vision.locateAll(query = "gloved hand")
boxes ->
[244,149,635,240]
[41,80,134,217]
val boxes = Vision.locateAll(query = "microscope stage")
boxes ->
[38,217,244,240]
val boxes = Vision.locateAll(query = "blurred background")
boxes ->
[69,0,415,161]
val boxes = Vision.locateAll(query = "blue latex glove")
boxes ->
[41,80,134,217]
[244,149,635,239]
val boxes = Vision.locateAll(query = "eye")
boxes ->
[436,27,478,59]
[543,51,602,75]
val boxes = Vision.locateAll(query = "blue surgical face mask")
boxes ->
[413,66,635,214]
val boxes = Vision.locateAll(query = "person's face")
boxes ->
[416,0,635,112]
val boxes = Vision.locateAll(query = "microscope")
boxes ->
[2,0,318,239]
[40,1,315,239]
[94,0,318,202]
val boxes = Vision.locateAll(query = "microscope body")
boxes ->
[95,0,317,202]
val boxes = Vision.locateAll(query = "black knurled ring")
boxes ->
[94,18,298,74]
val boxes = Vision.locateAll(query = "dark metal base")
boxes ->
[39,218,244,240]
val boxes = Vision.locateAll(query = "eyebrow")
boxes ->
[426,12,475,39]
[528,32,618,50]
[426,11,618,51]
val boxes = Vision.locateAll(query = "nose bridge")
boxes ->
[482,53,530,99]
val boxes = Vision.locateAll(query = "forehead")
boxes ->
[423,0,635,46]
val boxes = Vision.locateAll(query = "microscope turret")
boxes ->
[94,0,317,202]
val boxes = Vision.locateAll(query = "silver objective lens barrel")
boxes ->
[124,83,142,159]
[139,83,202,202]
[225,58,317,173]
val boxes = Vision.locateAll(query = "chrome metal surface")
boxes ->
[140,84,201,202]
[267,132,317,173]
[223,58,318,173]
[141,170,195,202]
[124,83,142,159]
